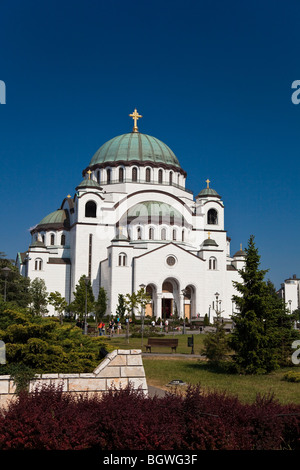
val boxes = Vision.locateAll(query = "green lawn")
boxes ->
[105,331,206,355]
[106,333,300,405]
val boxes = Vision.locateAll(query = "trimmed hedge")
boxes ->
[0,384,299,450]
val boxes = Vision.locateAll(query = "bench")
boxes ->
[145,338,178,353]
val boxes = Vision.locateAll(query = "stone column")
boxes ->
[156,292,162,319]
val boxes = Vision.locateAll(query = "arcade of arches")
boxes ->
[145,280,195,320]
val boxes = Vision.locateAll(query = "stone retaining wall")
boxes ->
[0,349,147,408]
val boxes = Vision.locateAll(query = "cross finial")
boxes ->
[67,194,71,198]
[129,108,142,132]
[87,170,92,180]
[206,179,211,189]
[240,243,243,251]
[208,231,211,239]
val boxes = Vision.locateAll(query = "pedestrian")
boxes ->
[165,319,169,333]
[102,322,106,335]
[117,321,121,334]
[98,321,103,336]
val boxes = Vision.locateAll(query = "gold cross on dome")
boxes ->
[240,243,243,251]
[129,108,142,132]
[87,170,92,180]
[206,179,211,188]
[208,231,211,239]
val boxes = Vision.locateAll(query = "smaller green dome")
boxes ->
[39,210,68,225]
[233,249,246,257]
[197,180,220,199]
[197,187,220,198]
[33,209,70,232]
[76,178,102,190]
[203,238,218,247]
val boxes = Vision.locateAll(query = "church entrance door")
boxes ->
[162,298,172,320]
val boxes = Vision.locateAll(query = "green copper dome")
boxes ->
[32,209,70,232]
[88,133,181,169]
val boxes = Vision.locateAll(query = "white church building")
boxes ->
[17,110,245,320]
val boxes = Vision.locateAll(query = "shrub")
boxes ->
[283,370,300,383]
[0,383,299,450]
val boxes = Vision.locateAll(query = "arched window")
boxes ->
[207,208,218,225]
[182,229,185,242]
[161,228,167,240]
[85,201,97,218]
[106,168,111,184]
[50,234,55,246]
[118,253,127,266]
[61,234,66,246]
[209,257,217,270]
[145,168,151,182]
[132,167,138,182]
[169,172,173,185]
[137,226,142,240]
[149,227,154,240]
[35,258,42,271]
[158,169,163,184]
[119,167,124,182]
[172,228,177,241]
[97,170,101,184]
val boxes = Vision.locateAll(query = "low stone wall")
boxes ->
[0,349,147,408]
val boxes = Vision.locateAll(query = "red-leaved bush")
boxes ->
[0,383,299,450]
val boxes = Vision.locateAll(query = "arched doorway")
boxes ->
[145,284,156,317]
[182,285,196,319]
[161,278,180,320]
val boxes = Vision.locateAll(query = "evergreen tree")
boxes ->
[116,294,126,320]
[94,287,108,322]
[70,276,95,320]
[28,278,48,316]
[0,257,31,308]
[203,307,230,365]
[230,235,297,373]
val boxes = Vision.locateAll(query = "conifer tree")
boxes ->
[70,276,95,320]
[231,235,297,373]
[94,287,108,322]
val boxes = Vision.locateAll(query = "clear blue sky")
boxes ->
[1,0,300,289]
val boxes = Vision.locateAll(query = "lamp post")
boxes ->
[139,284,146,348]
[181,289,187,334]
[2,267,11,302]
[83,276,89,335]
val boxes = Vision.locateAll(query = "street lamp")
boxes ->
[181,289,187,334]
[2,267,11,302]
[139,284,146,348]
[83,276,89,335]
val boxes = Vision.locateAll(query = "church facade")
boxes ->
[17,110,245,320]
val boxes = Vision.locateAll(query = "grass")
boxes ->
[107,333,300,405]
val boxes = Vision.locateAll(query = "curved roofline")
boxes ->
[87,132,184,172]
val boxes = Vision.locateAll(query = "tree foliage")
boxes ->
[28,278,48,316]
[230,235,299,374]
[69,276,95,319]
[48,291,68,324]
[94,287,108,322]
[0,308,109,374]
[0,257,31,308]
